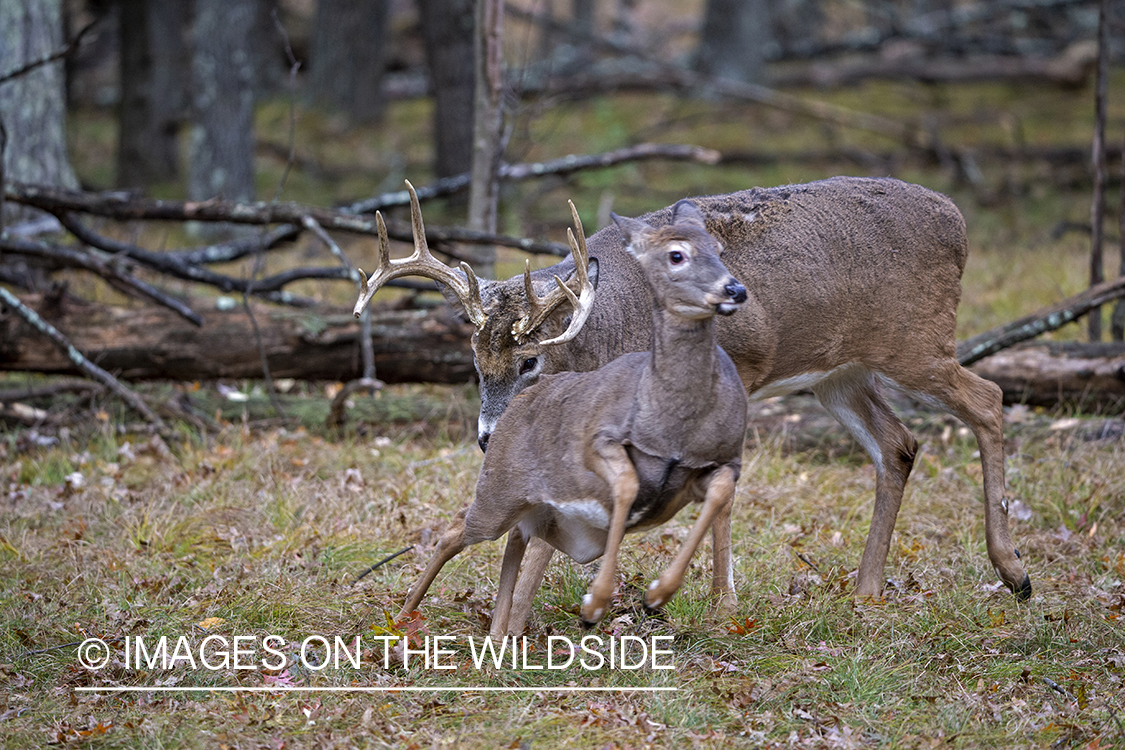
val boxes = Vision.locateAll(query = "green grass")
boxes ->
[1,388,1123,748]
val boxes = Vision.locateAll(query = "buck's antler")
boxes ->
[353,180,487,327]
[512,200,595,346]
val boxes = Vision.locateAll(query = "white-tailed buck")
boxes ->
[356,177,1031,631]
[392,198,748,627]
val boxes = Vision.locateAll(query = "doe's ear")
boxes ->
[672,199,707,229]
[611,213,651,257]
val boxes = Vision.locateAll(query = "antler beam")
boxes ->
[353,181,487,327]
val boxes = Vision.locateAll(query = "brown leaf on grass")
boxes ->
[728,617,758,635]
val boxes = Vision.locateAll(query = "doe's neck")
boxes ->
[644,302,721,398]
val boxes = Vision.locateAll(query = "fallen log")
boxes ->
[969,341,1125,410]
[2,295,1124,411]
[0,294,475,384]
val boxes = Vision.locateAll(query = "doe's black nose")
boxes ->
[725,281,747,303]
[478,432,490,452]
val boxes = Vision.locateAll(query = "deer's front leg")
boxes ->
[646,465,737,610]
[582,440,639,626]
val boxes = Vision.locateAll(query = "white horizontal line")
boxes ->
[74,685,677,693]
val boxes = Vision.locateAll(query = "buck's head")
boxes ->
[611,200,747,321]
[353,182,598,452]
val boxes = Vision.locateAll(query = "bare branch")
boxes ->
[957,275,1125,366]
[0,15,103,85]
[0,286,165,430]
[5,182,571,256]
[346,143,722,214]
[270,8,302,203]
[1,235,203,326]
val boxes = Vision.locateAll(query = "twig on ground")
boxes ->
[0,286,166,431]
[1043,676,1077,702]
[0,379,104,403]
[15,640,83,660]
[354,546,416,584]
[796,552,821,573]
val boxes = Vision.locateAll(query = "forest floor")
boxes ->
[2,71,1125,748]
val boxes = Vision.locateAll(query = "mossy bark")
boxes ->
[0,0,78,224]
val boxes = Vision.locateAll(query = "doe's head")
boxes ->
[612,200,747,320]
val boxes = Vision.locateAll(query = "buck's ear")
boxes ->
[587,257,600,289]
[611,213,651,257]
[672,200,706,229]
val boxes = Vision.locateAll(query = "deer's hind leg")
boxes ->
[646,464,738,610]
[896,360,1030,600]
[813,367,918,600]
[399,500,524,620]
[398,510,469,619]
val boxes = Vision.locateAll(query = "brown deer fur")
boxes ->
[358,176,1031,635]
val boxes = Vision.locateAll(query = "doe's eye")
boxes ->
[669,251,685,264]
[519,357,538,376]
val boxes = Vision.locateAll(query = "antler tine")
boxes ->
[536,226,596,347]
[351,180,488,327]
[568,199,588,289]
[514,202,596,346]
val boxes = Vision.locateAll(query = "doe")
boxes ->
[396,200,749,628]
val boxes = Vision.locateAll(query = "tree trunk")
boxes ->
[187,0,256,204]
[251,0,285,96]
[116,0,185,189]
[0,294,476,383]
[419,0,475,178]
[1088,0,1108,341]
[0,0,79,226]
[573,0,595,37]
[466,0,502,278]
[308,0,389,122]
[694,0,770,85]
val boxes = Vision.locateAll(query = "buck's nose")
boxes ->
[478,432,491,452]
[724,281,747,303]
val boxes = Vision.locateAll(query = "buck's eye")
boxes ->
[519,357,538,376]
[669,251,685,265]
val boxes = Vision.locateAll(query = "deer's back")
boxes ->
[576,177,968,389]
